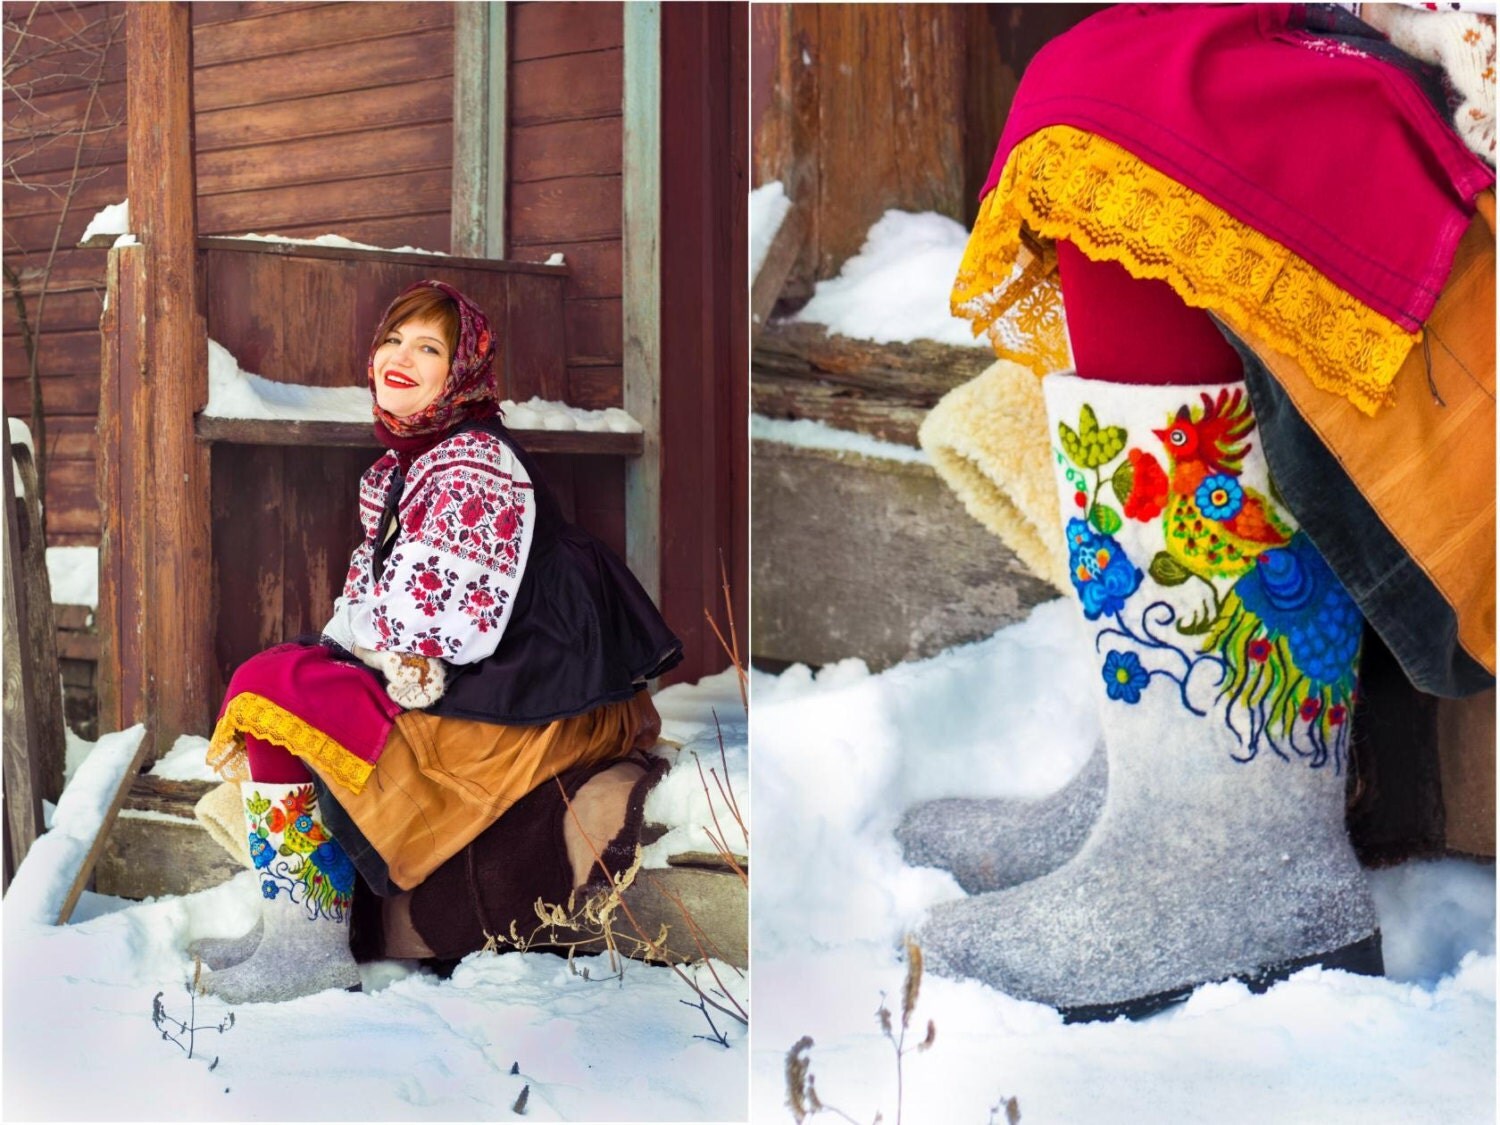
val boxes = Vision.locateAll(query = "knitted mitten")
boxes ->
[198,782,361,1004]
[353,645,447,708]
[919,375,1381,1021]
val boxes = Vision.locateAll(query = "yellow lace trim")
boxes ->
[205,691,374,796]
[950,125,1420,415]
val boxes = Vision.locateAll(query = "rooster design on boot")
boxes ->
[1057,391,1360,768]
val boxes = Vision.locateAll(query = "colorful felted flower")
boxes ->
[1329,704,1347,726]
[1300,697,1323,722]
[1102,650,1149,704]
[248,832,274,870]
[1195,474,1244,521]
[310,842,357,897]
[1247,638,1272,663]
[1066,518,1143,620]
[1123,449,1169,521]
[261,880,280,900]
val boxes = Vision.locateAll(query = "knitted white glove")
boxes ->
[352,645,447,709]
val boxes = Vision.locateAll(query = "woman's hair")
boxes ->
[374,285,461,359]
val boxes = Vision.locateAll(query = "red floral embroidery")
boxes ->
[460,496,487,527]
[1123,448,1169,521]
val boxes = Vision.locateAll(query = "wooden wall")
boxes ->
[3,1,457,548]
[3,2,126,546]
[750,3,1106,304]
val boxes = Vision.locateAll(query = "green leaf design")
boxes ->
[1089,503,1123,536]
[1058,421,1083,466]
[279,844,296,857]
[1065,404,1127,469]
[1148,551,1191,587]
[1110,460,1135,506]
[246,795,271,816]
[257,825,269,839]
[1177,611,1215,636]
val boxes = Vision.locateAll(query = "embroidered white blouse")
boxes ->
[321,429,535,665]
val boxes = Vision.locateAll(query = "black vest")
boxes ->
[379,416,683,725]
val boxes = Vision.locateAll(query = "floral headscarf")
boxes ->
[368,279,498,439]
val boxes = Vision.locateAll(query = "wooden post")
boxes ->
[623,2,663,604]
[124,3,211,758]
[3,419,46,887]
[451,2,509,258]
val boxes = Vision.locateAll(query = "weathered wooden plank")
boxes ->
[1,326,100,375]
[211,444,284,700]
[55,725,153,924]
[509,176,622,246]
[3,418,46,885]
[567,365,623,410]
[510,48,623,125]
[11,438,66,801]
[195,76,450,154]
[128,2,212,757]
[507,272,568,401]
[2,286,106,335]
[622,2,661,609]
[240,213,453,255]
[450,0,506,260]
[1437,690,1497,857]
[751,376,930,449]
[2,371,102,415]
[195,416,645,455]
[511,1,622,61]
[751,199,806,338]
[2,74,124,142]
[192,1,449,68]
[197,166,452,234]
[510,117,623,183]
[564,298,622,367]
[281,256,362,387]
[192,28,454,113]
[280,445,366,640]
[506,239,621,299]
[196,120,452,200]
[189,2,325,28]
[753,321,993,398]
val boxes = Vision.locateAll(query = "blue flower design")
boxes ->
[1102,650,1150,704]
[261,879,279,900]
[293,814,313,835]
[1233,532,1361,686]
[248,832,274,870]
[309,841,357,896]
[1195,474,1244,521]
[1066,518,1143,620]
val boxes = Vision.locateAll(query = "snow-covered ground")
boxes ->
[750,414,928,466]
[750,599,1496,1124]
[790,210,993,348]
[4,674,749,1122]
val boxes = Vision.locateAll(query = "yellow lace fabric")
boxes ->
[205,691,375,796]
[950,125,1421,415]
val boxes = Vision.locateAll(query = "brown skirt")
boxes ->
[327,691,661,892]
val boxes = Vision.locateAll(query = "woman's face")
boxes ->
[372,315,452,417]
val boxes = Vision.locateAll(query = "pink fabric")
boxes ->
[1057,239,1244,385]
[219,643,403,773]
[246,734,312,783]
[983,3,1494,330]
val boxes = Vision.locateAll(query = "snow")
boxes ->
[544,252,566,267]
[205,338,372,423]
[790,210,993,348]
[750,599,1495,1123]
[8,416,31,499]
[641,668,748,868]
[45,545,97,607]
[4,676,749,1121]
[750,181,792,282]
[204,338,644,432]
[751,412,928,465]
[226,232,446,256]
[4,725,146,925]
[80,199,128,242]
[148,734,218,782]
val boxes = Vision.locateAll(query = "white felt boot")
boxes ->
[895,740,1106,893]
[920,374,1381,1021]
[198,782,362,1004]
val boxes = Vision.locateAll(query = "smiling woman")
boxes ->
[188,280,683,1004]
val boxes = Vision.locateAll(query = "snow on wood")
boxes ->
[80,200,129,243]
[790,209,995,348]
[4,724,148,926]
[751,180,792,280]
[147,734,217,782]
[45,546,98,608]
[751,411,929,465]
[7,417,31,499]
[226,232,447,256]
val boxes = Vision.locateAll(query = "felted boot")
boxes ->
[187,918,264,971]
[894,739,1106,893]
[198,782,362,1004]
[920,374,1381,1021]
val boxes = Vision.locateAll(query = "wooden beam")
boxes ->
[195,415,644,456]
[622,1,662,604]
[55,727,153,925]
[126,3,211,758]
[3,418,46,888]
[451,2,508,258]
